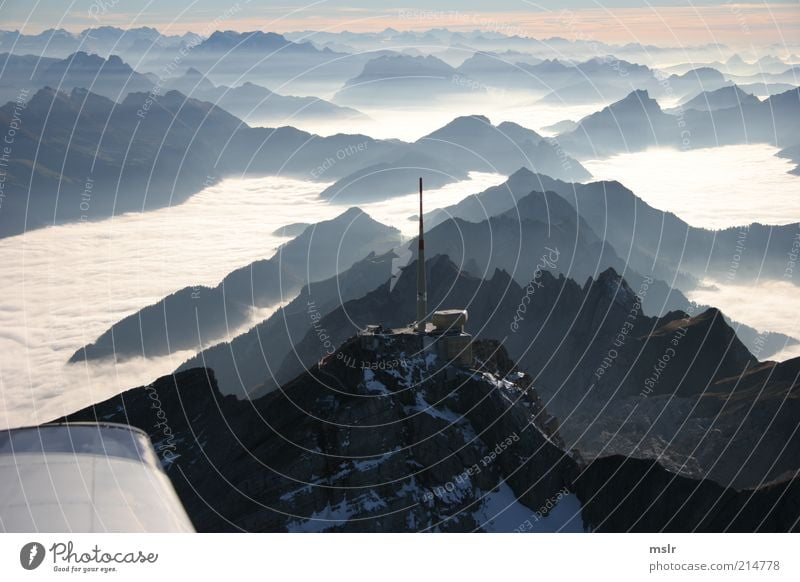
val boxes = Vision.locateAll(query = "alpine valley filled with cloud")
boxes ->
[0,0,799,535]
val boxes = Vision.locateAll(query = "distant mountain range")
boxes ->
[665,53,797,77]
[0,84,594,238]
[458,55,730,103]
[3,27,795,103]
[661,66,728,96]
[165,67,366,125]
[284,27,688,58]
[69,208,401,364]
[735,82,798,98]
[333,54,477,106]
[74,168,797,387]
[555,87,800,159]
[669,84,761,112]
[0,86,404,238]
[0,51,368,123]
[1,26,740,67]
[0,28,395,93]
[319,115,591,201]
[177,30,391,92]
[553,89,679,155]
[332,52,742,108]
[177,249,401,398]
[0,51,154,103]
[318,151,470,202]
[429,168,800,289]
[0,26,194,60]
[727,66,800,87]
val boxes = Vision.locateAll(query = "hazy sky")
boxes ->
[1,0,798,47]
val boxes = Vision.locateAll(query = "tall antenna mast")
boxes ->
[415,177,427,333]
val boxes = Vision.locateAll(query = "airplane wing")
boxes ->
[0,423,195,532]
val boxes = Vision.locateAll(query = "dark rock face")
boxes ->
[576,456,800,532]
[274,255,798,489]
[278,257,756,404]
[55,341,800,532]
[58,341,582,532]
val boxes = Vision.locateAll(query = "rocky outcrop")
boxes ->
[55,335,800,532]
[58,340,582,532]
[273,255,798,489]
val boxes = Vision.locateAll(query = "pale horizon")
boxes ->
[1,1,799,49]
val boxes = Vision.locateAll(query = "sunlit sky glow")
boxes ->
[1,0,798,48]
